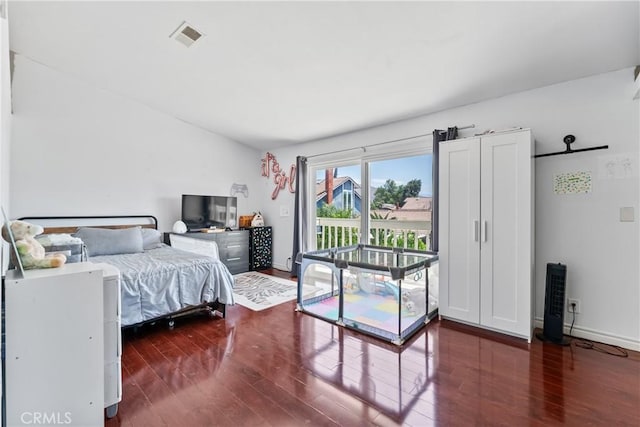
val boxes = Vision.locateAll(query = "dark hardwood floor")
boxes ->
[106,269,640,426]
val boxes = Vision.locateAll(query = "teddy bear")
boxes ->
[1,220,66,269]
[401,288,427,316]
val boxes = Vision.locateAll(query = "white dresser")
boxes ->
[93,263,122,419]
[5,263,104,426]
[4,262,122,426]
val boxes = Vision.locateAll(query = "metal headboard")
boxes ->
[17,215,158,234]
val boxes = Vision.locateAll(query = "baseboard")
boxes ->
[272,262,290,273]
[534,317,640,351]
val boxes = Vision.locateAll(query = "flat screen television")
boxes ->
[181,194,238,231]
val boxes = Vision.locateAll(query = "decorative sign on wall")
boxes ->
[554,171,592,195]
[261,152,296,200]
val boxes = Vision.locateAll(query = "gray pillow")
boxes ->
[74,227,144,257]
[141,228,163,250]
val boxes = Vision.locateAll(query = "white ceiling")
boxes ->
[8,1,640,150]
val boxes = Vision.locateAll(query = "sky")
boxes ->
[316,154,433,197]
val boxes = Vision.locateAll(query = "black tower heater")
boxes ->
[536,263,570,345]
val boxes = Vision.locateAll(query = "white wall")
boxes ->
[1,6,10,214]
[0,2,10,421]
[10,55,261,231]
[0,4,9,249]
[265,68,639,349]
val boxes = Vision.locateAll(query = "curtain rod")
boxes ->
[533,134,609,158]
[305,124,475,160]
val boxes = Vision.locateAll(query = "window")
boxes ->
[369,154,432,251]
[343,189,353,211]
[310,146,432,252]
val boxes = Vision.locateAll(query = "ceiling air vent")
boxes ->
[170,21,204,48]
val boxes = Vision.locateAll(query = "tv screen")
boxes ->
[181,194,238,231]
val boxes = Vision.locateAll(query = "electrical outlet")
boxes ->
[567,298,581,314]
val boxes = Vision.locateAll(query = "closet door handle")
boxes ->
[482,221,488,242]
[473,220,479,242]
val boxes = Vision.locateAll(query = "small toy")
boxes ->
[344,276,360,294]
[1,220,66,270]
[251,212,264,227]
[401,288,427,315]
[357,273,400,299]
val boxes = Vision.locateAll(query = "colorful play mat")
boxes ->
[302,291,424,335]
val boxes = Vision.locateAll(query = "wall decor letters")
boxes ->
[261,152,296,199]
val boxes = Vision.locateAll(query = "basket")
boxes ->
[239,215,254,228]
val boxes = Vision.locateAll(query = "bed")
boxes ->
[20,215,235,328]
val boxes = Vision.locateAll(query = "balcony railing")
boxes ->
[316,217,432,251]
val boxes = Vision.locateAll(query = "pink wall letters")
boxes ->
[261,152,296,200]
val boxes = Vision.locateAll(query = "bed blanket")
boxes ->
[90,245,234,326]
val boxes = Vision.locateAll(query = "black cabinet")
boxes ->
[248,226,272,270]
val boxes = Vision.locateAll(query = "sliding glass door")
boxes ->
[312,154,432,251]
[368,154,432,251]
[309,150,437,318]
[368,154,437,318]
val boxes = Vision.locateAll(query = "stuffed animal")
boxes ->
[1,220,66,269]
[251,212,265,227]
[401,288,427,316]
[344,276,360,294]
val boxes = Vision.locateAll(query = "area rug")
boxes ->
[233,272,322,311]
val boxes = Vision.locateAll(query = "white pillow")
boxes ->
[74,227,144,257]
[141,228,163,250]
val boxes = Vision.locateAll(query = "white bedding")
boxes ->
[90,244,235,326]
